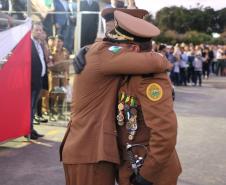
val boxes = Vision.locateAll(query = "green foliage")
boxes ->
[156,6,190,33]
[154,5,226,44]
[155,30,225,45]
[155,6,226,34]
[183,31,211,44]
[217,8,226,33]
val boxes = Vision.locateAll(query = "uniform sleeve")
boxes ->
[99,49,172,75]
[136,74,178,182]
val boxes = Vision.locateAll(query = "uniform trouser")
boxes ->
[37,90,49,116]
[118,160,178,185]
[63,162,116,185]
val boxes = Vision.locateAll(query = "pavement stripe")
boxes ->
[46,130,60,136]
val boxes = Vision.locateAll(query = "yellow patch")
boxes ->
[146,83,163,101]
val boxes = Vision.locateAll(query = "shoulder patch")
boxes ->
[146,83,163,101]
[108,46,122,54]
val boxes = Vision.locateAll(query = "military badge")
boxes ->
[108,46,122,53]
[146,83,163,101]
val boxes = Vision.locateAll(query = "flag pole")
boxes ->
[74,0,81,53]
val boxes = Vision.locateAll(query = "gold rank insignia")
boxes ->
[146,83,163,101]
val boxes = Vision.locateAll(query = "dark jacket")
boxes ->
[31,40,48,91]
[54,0,69,26]
[80,1,100,47]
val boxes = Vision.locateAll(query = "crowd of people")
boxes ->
[155,43,226,87]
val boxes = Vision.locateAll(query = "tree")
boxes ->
[155,6,225,35]
[217,8,226,33]
[155,6,190,33]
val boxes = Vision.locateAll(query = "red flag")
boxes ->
[0,31,31,142]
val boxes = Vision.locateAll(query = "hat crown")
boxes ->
[114,10,160,40]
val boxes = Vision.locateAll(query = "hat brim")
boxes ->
[101,8,149,21]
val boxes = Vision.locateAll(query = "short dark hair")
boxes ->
[134,41,152,52]
[159,44,166,51]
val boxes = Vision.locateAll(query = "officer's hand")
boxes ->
[73,46,89,74]
[130,173,153,185]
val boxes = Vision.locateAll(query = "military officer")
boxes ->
[60,9,172,185]
[112,12,182,185]
[49,35,70,120]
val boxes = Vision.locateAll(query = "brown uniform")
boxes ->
[60,41,172,185]
[51,47,69,88]
[117,73,182,185]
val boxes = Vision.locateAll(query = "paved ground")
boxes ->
[0,76,226,185]
[175,77,226,185]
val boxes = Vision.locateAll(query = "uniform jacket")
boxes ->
[61,41,172,165]
[117,73,182,184]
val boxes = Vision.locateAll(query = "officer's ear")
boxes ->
[130,44,140,52]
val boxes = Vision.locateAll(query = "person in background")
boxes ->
[29,22,46,139]
[54,0,75,53]
[166,46,176,83]
[193,51,203,86]
[31,0,54,24]
[179,45,188,86]
[215,46,224,76]
[35,29,50,124]
[80,0,100,47]
[0,12,13,30]
[126,0,137,9]
[47,36,56,61]
[202,46,209,79]
[106,0,125,8]
[11,0,27,20]
[158,44,167,57]
[187,46,195,86]
[49,34,69,121]
[42,0,55,37]
[173,45,181,86]
[208,45,214,74]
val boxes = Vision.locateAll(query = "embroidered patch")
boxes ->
[146,83,163,101]
[108,46,122,53]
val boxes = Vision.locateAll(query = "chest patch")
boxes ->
[146,83,163,101]
[108,46,122,54]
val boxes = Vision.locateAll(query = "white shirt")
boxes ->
[32,37,46,77]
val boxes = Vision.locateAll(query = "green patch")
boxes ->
[151,90,160,98]
[108,46,122,54]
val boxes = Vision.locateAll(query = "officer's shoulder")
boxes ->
[96,41,125,55]
[89,41,112,52]
[150,51,165,58]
